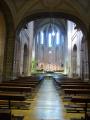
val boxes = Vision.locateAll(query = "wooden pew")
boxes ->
[1,76,42,97]
[71,97,90,120]
[61,84,90,89]
[0,82,40,99]
[0,75,43,120]
[6,80,40,85]
[54,81,90,90]
[0,110,11,120]
[0,93,26,120]
[0,99,30,110]
[63,89,90,95]
[18,76,37,80]
[1,80,41,93]
[60,82,90,85]
[59,78,90,120]
[0,92,26,101]
[53,77,88,87]
[3,75,41,84]
[14,76,39,82]
[0,86,32,94]
[62,88,90,119]
[0,83,37,88]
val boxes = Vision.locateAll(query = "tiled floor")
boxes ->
[12,78,64,120]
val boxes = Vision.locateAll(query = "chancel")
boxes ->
[0,0,90,120]
[35,18,65,72]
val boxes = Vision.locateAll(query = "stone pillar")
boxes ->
[3,32,15,81]
[28,22,34,75]
[13,39,21,78]
[87,25,90,80]
[0,11,6,81]
[0,0,15,81]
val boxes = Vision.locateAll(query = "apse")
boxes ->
[34,18,66,72]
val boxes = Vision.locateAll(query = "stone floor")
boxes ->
[12,78,64,120]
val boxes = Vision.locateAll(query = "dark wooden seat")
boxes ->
[0,111,24,120]
[58,77,90,120]
[0,83,37,88]
[63,89,90,120]
[71,97,90,120]
[0,93,26,120]
[0,86,32,93]
[0,75,44,120]
[64,89,90,95]
[0,93,26,101]
[61,84,90,89]
[0,111,11,120]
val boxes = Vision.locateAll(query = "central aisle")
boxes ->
[28,78,64,120]
[12,78,64,120]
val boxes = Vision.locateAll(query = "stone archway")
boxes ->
[16,12,89,79]
[0,1,15,81]
[16,12,87,35]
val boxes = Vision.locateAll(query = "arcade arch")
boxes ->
[14,13,89,80]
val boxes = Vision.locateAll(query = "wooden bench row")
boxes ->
[53,76,90,120]
[0,75,44,120]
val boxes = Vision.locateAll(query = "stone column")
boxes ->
[28,22,34,75]
[3,32,15,81]
[87,25,90,80]
[0,12,6,81]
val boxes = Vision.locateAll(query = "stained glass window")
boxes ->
[56,32,60,45]
[48,33,52,47]
[40,31,44,44]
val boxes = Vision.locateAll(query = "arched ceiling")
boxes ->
[4,0,90,29]
[33,18,67,35]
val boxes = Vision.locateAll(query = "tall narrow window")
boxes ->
[52,30,55,36]
[56,32,59,45]
[61,35,64,45]
[37,35,39,43]
[49,33,52,47]
[40,31,44,44]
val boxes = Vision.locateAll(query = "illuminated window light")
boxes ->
[56,32,59,45]
[52,30,55,36]
[49,33,52,47]
[41,31,44,44]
